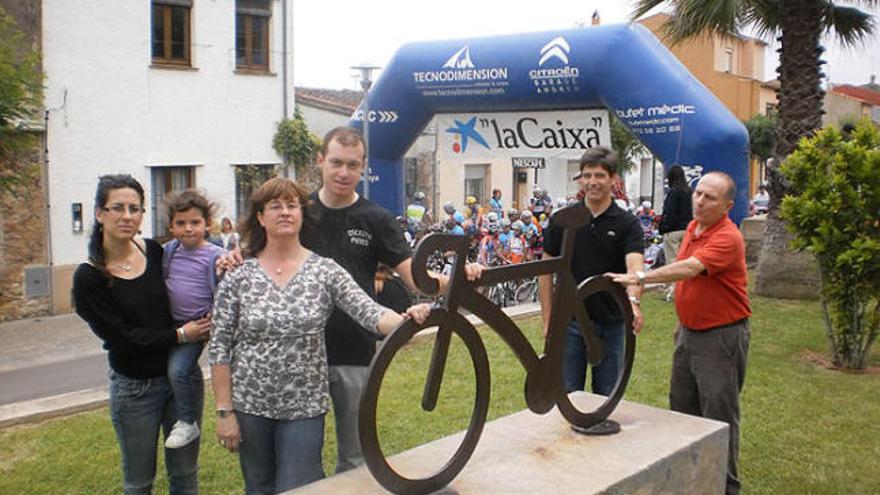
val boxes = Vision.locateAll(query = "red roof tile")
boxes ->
[830,85,880,106]
[295,87,363,114]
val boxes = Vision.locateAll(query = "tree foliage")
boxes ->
[780,120,880,369]
[0,6,40,129]
[610,113,647,174]
[632,0,876,48]
[272,107,321,183]
[631,0,877,212]
[633,1,878,300]
[0,5,43,191]
[745,112,776,162]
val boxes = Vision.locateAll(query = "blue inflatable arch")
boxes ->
[349,23,750,223]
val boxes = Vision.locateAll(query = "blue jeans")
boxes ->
[109,370,203,495]
[563,319,625,396]
[168,341,204,424]
[236,411,325,494]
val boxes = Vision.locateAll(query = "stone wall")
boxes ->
[740,214,766,268]
[0,140,50,321]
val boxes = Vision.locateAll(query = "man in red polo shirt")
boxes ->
[606,171,750,495]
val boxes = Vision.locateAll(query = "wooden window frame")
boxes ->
[234,164,277,218]
[151,166,195,240]
[464,163,489,206]
[236,11,270,71]
[152,2,192,67]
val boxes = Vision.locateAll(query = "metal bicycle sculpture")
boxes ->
[358,203,636,495]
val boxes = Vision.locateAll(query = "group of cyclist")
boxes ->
[400,187,677,284]
[399,186,566,269]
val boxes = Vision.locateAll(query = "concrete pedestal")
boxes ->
[289,392,728,494]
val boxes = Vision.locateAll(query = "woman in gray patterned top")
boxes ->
[208,178,430,495]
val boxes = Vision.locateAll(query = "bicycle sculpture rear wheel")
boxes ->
[359,309,491,495]
[555,275,637,429]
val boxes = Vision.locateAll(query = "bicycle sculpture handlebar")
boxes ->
[359,202,636,494]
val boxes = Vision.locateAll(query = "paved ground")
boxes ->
[0,313,109,427]
[0,313,100,373]
[0,303,542,428]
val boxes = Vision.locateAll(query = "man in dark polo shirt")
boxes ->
[539,146,645,409]
[607,171,750,495]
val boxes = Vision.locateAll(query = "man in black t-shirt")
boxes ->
[300,127,481,473]
[298,127,408,473]
[539,146,645,406]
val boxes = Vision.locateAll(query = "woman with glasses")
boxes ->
[73,174,212,495]
[209,177,431,494]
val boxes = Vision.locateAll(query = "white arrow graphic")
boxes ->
[378,111,398,123]
[539,36,571,66]
[354,110,399,123]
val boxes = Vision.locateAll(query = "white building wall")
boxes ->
[298,105,351,141]
[535,157,576,202]
[43,0,293,266]
[625,156,666,211]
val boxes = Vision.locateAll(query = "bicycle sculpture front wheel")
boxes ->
[359,309,491,495]
[555,275,637,429]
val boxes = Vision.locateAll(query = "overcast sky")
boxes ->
[292,0,880,90]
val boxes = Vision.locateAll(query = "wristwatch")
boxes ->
[628,295,641,306]
[635,270,647,288]
[216,408,235,418]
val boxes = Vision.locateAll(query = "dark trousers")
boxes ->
[563,319,625,396]
[670,319,750,495]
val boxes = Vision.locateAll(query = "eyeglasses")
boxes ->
[265,201,300,214]
[102,204,144,215]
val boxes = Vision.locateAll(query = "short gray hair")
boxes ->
[703,171,736,201]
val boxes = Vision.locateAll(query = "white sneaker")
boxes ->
[165,420,200,449]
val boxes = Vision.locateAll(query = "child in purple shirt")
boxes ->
[163,190,225,448]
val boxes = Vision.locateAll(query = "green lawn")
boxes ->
[1,291,878,494]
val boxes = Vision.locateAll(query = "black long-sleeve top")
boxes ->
[73,239,177,379]
[659,187,693,234]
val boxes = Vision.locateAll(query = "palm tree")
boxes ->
[631,0,877,298]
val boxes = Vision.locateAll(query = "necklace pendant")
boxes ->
[275,267,282,275]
